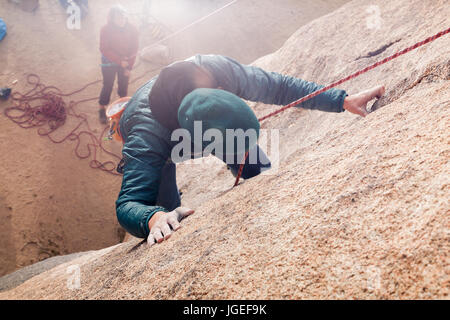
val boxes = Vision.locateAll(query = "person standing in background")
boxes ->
[98,5,139,124]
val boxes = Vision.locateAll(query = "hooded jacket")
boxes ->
[116,54,348,238]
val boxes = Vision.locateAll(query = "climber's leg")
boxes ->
[156,161,181,211]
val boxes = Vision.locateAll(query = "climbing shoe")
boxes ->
[99,108,107,124]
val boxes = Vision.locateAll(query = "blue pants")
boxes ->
[156,144,271,211]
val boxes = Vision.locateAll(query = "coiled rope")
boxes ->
[4,74,122,174]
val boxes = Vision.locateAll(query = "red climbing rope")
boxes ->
[4,74,122,175]
[233,27,450,187]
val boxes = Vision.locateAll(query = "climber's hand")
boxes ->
[343,85,385,117]
[147,207,195,246]
[123,69,131,77]
[121,60,129,68]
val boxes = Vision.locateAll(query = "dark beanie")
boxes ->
[149,61,216,131]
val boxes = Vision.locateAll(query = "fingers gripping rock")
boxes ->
[174,207,195,221]
[147,207,194,246]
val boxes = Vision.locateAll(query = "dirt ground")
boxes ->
[0,0,349,277]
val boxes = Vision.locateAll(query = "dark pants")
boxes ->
[157,144,271,211]
[99,57,129,106]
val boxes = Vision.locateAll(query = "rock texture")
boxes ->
[1,0,449,299]
[0,251,89,292]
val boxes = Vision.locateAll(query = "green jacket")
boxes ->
[116,54,347,238]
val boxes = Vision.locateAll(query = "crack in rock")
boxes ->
[356,39,402,60]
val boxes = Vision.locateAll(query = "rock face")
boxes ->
[0,0,346,277]
[1,0,449,299]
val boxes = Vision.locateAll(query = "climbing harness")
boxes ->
[233,26,450,187]
[104,97,131,143]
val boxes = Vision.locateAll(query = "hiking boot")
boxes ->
[99,108,107,124]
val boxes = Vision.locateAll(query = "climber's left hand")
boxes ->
[343,85,385,117]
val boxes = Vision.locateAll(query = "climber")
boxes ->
[98,5,139,124]
[115,54,385,245]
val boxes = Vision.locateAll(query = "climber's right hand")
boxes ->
[147,207,195,246]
